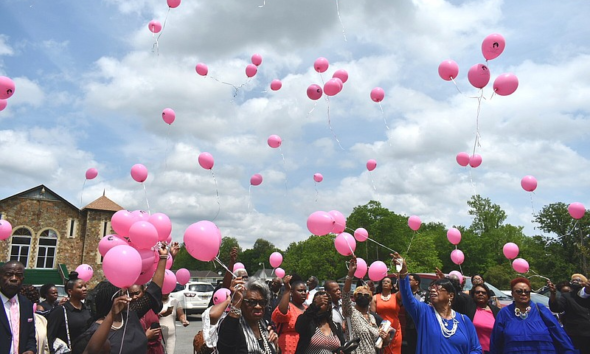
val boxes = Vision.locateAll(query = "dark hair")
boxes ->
[409,273,421,284]
[308,276,318,287]
[323,280,337,289]
[510,277,531,290]
[556,281,571,292]
[471,274,485,283]
[446,276,462,293]
[311,290,332,323]
[431,278,457,298]
[40,283,57,298]
[89,281,120,322]
[65,271,82,293]
[20,285,40,304]
[375,276,396,294]
[290,280,306,292]
[469,283,491,298]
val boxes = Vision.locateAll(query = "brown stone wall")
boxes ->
[82,209,117,287]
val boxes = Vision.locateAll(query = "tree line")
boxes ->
[173,195,590,290]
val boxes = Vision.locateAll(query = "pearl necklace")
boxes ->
[514,306,531,319]
[111,317,124,330]
[380,293,391,301]
[257,322,273,354]
[434,309,458,338]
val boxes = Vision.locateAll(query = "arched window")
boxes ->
[10,227,32,267]
[36,229,58,269]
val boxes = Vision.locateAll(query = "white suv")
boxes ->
[170,281,214,315]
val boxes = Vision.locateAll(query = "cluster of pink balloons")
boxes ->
[184,220,222,262]
[306,210,346,236]
[439,34,518,96]
[0,220,12,240]
[269,252,285,278]
[162,108,176,125]
[85,168,98,180]
[408,215,421,231]
[198,152,215,170]
[0,76,16,112]
[568,202,585,219]
[147,0,181,34]
[306,58,348,100]
[456,152,482,168]
[521,175,537,192]
[246,53,263,78]
[131,164,148,183]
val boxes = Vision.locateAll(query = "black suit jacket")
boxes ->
[0,294,37,354]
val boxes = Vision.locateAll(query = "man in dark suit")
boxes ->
[0,260,36,354]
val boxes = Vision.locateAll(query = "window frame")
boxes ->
[35,228,58,269]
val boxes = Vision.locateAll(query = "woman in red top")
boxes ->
[271,275,308,354]
[373,276,402,354]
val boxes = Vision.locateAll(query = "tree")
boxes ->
[172,237,241,271]
[468,195,507,234]
[282,235,348,281]
[239,238,279,272]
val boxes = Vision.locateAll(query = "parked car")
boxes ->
[170,281,215,315]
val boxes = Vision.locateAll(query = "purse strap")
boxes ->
[63,306,71,349]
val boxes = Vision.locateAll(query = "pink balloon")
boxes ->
[162,108,175,125]
[408,215,421,231]
[245,64,258,78]
[267,135,282,148]
[269,252,283,268]
[0,220,11,240]
[167,0,181,8]
[0,99,7,111]
[307,84,323,100]
[521,175,537,192]
[306,211,335,236]
[332,69,349,84]
[324,78,342,96]
[448,270,463,284]
[370,87,385,102]
[183,220,222,262]
[198,152,214,170]
[481,33,505,61]
[568,202,586,220]
[251,54,263,66]
[0,76,16,99]
[131,164,148,183]
[250,173,263,186]
[139,249,156,272]
[111,210,135,237]
[166,234,172,245]
[467,64,491,89]
[493,73,519,96]
[503,242,519,260]
[313,173,323,183]
[149,213,172,242]
[447,228,461,245]
[162,270,177,295]
[354,258,368,278]
[135,264,156,286]
[354,228,368,242]
[451,249,465,265]
[366,159,377,172]
[148,20,162,34]
[176,268,190,286]
[438,60,459,81]
[233,262,245,272]
[128,221,158,250]
[213,288,231,304]
[469,154,482,168]
[103,245,142,288]
[85,168,98,180]
[512,258,529,273]
[75,264,93,282]
[165,253,174,269]
[131,210,150,222]
[99,235,129,257]
[334,232,356,256]
[368,261,388,282]
[270,79,282,91]
[275,268,285,278]
[195,63,208,76]
[314,57,329,73]
[456,152,469,167]
[329,210,346,234]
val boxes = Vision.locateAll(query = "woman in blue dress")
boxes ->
[489,277,576,354]
[392,253,481,354]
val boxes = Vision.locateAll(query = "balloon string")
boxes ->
[468,168,477,196]
[80,179,87,210]
[346,238,356,257]
[450,77,465,95]
[365,237,397,254]
[307,101,318,117]
[208,76,250,98]
[157,7,171,43]
[530,193,536,217]
[378,102,390,131]
[143,183,151,215]
[151,31,159,56]
[314,181,319,202]
[259,0,266,7]
[325,96,344,150]
[248,185,252,212]
[210,170,221,221]
[405,231,417,255]
[471,89,484,156]
[335,0,347,42]
[215,256,237,278]
[118,292,131,354]
[278,147,288,194]
[165,125,171,169]
[458,263,464,275]
[370,172,376,191]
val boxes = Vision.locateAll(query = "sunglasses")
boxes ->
[243,299,267,307]
[513,289,531,295]
[355,293,371,299]
[474,290,488,295]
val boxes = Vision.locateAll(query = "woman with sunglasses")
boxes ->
[271,275,308,354]
[343,258,391,353]
[392,253,481,354]
[467,284,499,354]
[489,277,576,354]
[217,277,279,353]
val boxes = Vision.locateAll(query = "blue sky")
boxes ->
[1,0,590,250]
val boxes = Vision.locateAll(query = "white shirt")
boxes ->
[331,299,344,325]
[578,287,590,298]
[1,292,19,354]
[304,289,318,306]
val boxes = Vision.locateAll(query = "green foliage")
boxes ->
[282,235,348,280]
[239,238,279,272]
[172,237,241,271]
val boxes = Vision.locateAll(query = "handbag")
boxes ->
[52,307,72,354]
[193,330,214,354]
[335,338,360,354]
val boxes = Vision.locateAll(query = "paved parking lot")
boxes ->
[172,314,204,354]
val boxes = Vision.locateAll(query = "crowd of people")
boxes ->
[1,244,589,354]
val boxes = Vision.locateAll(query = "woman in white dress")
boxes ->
[159,293,190,354]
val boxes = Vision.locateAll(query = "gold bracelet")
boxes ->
[159,255,168,260]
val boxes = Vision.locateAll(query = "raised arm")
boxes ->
[222,247,238,290]
[342,257,356,318]
[392,253,423,321]
[275,275,292,316]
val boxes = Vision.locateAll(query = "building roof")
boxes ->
[0,185,79,212]
[83,192,124,212]
[189,270,222,278]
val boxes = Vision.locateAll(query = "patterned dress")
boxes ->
[374,293,402,354]
[272,304,306,354]
[305,327,341,354]
[342,290,380,354]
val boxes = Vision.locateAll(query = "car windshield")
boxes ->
[188,284,214,292]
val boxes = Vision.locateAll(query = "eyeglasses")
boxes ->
[474,290,487,295]
[243,299,267,307]
[513,289,531,295]
[428,286,448,293]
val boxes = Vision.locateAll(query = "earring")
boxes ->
[448,299,452,307]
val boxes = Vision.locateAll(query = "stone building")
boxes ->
[0,185,123,287]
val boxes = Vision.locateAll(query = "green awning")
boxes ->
[0,263,67,286]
